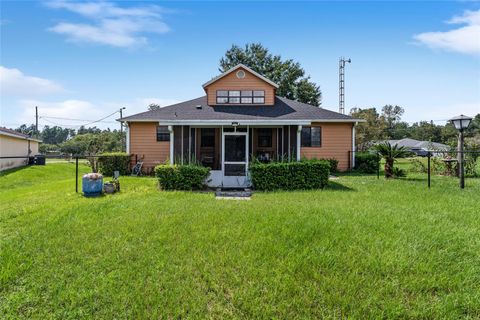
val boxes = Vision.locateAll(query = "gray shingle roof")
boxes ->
[386,138,450,151]
[120,96,360,123]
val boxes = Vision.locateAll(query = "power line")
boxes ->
[37,109,122,128]
[40,116,117,123]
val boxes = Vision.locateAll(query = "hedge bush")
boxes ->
[97,152,130,176]
[354,153,379,173]
[322,158,339,173]
[155,164,210,190]
[249,160,330,191]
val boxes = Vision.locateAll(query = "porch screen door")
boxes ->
[222,132,248,186]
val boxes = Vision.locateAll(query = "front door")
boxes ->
[222,131,248,187]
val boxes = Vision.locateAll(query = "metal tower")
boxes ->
[339,57,351,114]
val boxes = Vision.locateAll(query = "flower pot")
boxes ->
[82,173,103,197]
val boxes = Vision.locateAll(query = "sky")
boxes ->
[1,0,479,131]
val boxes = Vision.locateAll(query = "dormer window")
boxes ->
[216,90,265,104]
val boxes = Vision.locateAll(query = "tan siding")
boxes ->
[129,122,169,171]
[205,67,276,105]
[300,123,353,171]
[0,135,40,171]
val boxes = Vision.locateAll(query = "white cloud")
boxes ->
[18,99,105,128]
[14,97,180,130]
[0,66,65,97]
[46,0,170,48]
[413,9,480,56]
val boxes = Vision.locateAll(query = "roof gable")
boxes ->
[202,64,279,89]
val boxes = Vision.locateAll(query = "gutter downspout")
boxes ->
[125,122,130,154]
[168,125,174,165]
[352,122,357,169]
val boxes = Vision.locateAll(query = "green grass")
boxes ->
[1,163,480,319]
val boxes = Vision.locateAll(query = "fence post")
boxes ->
[427,151,431,189]
[75,156,79,193]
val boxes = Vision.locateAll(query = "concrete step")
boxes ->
[215,188,252,199]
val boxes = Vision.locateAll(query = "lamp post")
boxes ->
[449,115,472,189]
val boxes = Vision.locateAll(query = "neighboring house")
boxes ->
[385,138,450,156]
[120,64,363,187]
[0,127,42,171]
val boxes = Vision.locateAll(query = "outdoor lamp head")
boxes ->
[449,115,472,131]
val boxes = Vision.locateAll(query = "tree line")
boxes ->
[350,106,480,151]
[15,124,125,155]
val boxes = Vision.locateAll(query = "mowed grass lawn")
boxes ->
[1,163,479,319]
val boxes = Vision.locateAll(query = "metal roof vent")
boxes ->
[195,104,202,109]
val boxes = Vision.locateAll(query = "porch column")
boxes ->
[296,125,302,161]
[168,125,174,165]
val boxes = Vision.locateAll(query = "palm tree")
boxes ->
[375,142,409,178]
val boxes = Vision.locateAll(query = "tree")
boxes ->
[148,103,161,111]
[410,121,442,142]
[350,107,387,150]
[15,124,36,135]
[220,43,322,106]
[375,142,409,178]
[381,105,404,138]
[390,122,410,140]
[78,126,101,135]
[41,125,74,144]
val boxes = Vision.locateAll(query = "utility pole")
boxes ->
[120,107,126,152]
[339,57,351,114]
[35,106,38,136]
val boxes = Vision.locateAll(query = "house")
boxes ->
[120,64,363,187]
[0,127,42,171]
[385,138,450,156]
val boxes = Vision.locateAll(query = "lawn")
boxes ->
[1,163,479,319]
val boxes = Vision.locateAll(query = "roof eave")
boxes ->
[120,118,364,124]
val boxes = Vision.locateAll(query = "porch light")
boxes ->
[231,122,239,127]
[449,114,472,189]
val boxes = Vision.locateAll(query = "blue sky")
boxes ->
[1,0,479,130]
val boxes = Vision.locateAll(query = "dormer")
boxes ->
[202,64,279,106]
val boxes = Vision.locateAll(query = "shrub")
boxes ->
[155,164,210,190]
[249,160,330,191]
[354,153,379,173]
[392,167,406,178]
[98,152,130,176]
[322,158,339,173]
[409,157,426,173]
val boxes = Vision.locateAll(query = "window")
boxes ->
[216,90,265,104]
[301,127,321,147]
[241,90,253,104]
[216,90,228,104]
[201,128,215,148]
[156,126,170,141]
[257,128,272,148]
[253,90,265,104]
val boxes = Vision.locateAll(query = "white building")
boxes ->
[0,127,42,171]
